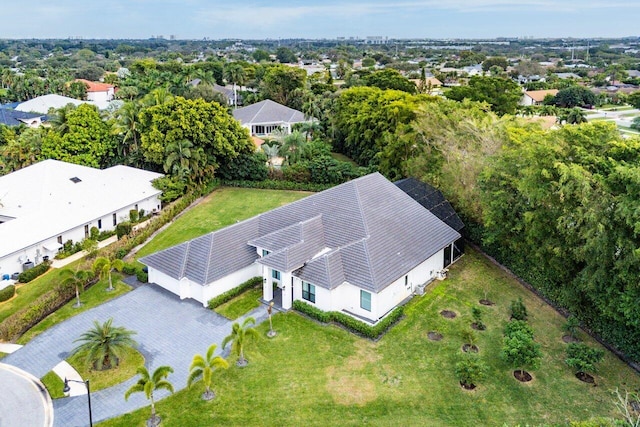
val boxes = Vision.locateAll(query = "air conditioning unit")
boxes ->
[415,282,427,296]
[436,269,449,281]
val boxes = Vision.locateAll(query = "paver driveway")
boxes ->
[3,283,267,426]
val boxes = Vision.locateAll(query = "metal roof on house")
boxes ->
[15,94,89,114]
[395,178,465,232]
[141,173,460,293]
[232,99,306,125]
[0,108,43,126]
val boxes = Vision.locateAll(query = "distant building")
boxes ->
[0,108,44,128]
[521,89,559,106]
[75,79,115,104]
[15,94,88,115]
[232,99,307,136]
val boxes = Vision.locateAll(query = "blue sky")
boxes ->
[1,0,638,39]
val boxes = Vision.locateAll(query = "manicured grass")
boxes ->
[17,278,132,345]
[41,371,65,399]
[214,287,262,320]
[0,261,82,323]
[0,352,6,359]
[68,346,145,392]
[330,152,359,166]
[99,249,640,427]
[135,187,310,258]
[599,104,633,111]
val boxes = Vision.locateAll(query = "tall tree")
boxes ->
[187,344,229,400]
[92,257,124,292]
[445,76,522,115]
[259,65,306,109]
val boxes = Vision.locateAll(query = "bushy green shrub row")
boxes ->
[207,277,262,309]
[222,179,333,192]
[121,262,148,283]
[0,285,15,303]
[0,280,77,341]
[17,261,51,283]
[293,300,405,339]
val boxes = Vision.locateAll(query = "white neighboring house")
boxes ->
[76,79,115,104]
[141,173,462,324]
[0,160,163,278]
[15,94,89,114]
[232,99,308,137]
[521,89,559,106]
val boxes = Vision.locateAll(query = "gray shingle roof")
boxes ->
[232,99,306,125]
[141,173,460,292]
[0,108,43,126]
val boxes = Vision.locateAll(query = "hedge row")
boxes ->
[18,261,51,283]
[0,285,15,303]
[222,180,333,192]
[207,277,262,309]
[293,300,405,339]
[122,262,148,283]
[0,280,78,341]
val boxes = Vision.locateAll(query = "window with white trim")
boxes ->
[360,290,371,312]
[302,281,316,303]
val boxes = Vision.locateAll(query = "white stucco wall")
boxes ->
[87,89,114,103]
[148,268,181,296]
[201,264,262,307]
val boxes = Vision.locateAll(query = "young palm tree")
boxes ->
[187,344,229,400]
[71,318,137,370]
[222,317,259,367]
[125,365,174,427]
[60,268,91,308]
[92,257,124,292]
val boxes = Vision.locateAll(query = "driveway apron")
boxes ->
[2,284,268,426]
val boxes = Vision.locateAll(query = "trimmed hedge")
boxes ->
[18,261,51,283]
[222,179,333,192]
[293,300,405,339]
[207,277,262,309]
[0,285,15,303]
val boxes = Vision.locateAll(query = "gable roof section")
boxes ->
[75,79,114,93]
[142,173,460,293]
[524,89,558,103]
[0,108,43,126]
[233,99,305,125]
[395,178,465,232]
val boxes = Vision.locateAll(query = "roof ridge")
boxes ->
[180,241,191,278]
[204,233,215,283]
[251,100,270,123]
[352,179,370,238]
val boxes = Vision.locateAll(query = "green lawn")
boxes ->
[135,187,311,258]
[0,260,83,324]
[41,371,65,399]
[69,346,145,392]
[330,152,359,167]
[17,278,132,345]
[99,249,640,427]
[214,287,262,320]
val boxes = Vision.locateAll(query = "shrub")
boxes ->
[129,209,139,223]
[222,179,333,192]
[510,297,528,321]
[565,343,605,375]
[207,277,263,309]
[122,263,138,275]
[18,261,51,283]
[455,354,488,387]
[471,306,486,330]
[97,230,116,241]
[135,270,148,283]
[501,329,542,373]
[293,300,404,339]
[115,222,132,239]
[504,320,534,339]
[563,316,580,339]
[90,226,100,240]
[0,285,15,302]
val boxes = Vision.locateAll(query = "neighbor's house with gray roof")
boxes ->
[232,99,307,137]
[141,173,461,324]
[0,108,44,128]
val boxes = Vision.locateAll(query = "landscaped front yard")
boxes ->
[99,249,640,426]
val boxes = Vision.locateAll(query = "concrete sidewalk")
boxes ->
[50,236,118,269]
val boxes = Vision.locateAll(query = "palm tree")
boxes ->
[92,257,124,292]
[71,318,137,370]
[49,104,77,136]
[163,139,194,178]
[262,144,280,169]
[278,131,307,165]
[112,101,141,164]
[223,63,246,108]
[60,268,91,308]
[125,365,174,427]
[187,344,229,400]
[222,317,259,367]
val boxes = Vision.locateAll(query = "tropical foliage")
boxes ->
[187,344,229,400]
[222,316,259,366]
[125,365,174,426]
[71,318,137,370]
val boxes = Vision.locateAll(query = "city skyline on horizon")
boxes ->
[1,0,638,41]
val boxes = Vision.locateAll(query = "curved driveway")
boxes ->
[2,284,267,426]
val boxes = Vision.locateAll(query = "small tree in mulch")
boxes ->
[471,307,486,330]
[563,316,580,341]
[455,354,488,390]
[565,343,604,383]
[504,320,534,340]
[501,330,542,381]
[509,298,528,321]
[461,329,478,353]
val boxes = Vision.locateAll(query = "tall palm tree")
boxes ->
[92,257,124,292]
[112,101,141,164]
[60,268,91,308]
[125,365,174,427]
[222,317,259,367]
[49,104,77,136]
[163,139,194,178]
[187,344,229,400]
[71,318,137,370]
[278,131,307,165]
[223,63,246,108]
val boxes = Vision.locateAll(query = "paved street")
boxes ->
[2,283,268,426]
[0,363,53,427]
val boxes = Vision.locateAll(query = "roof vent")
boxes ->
[70,177,82,183]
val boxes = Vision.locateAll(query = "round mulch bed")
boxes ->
[440,310,457,319]
[471,322,486,331]
[513,370,533,382]
[462,344,479,353]
[427,331,443,341]
[460,382,476,390]
[562,335,580,343]
[575,372,595,384]
[479,299,495,306]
